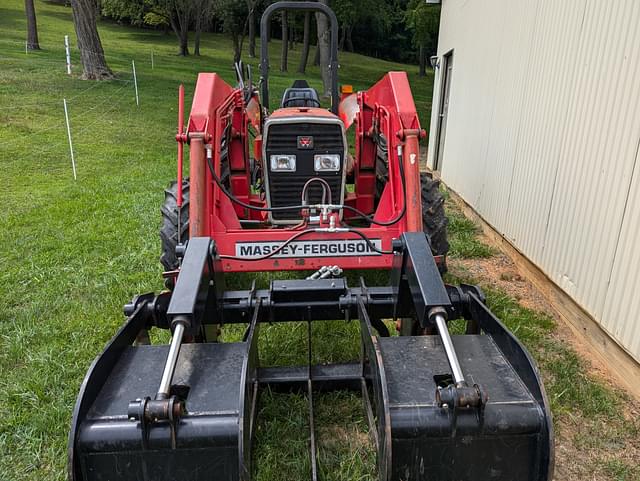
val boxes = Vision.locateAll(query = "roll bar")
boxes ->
[260,1,340,114]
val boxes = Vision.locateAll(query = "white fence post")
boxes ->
[132,60,139,106]
[63,98,77,180]
[151,50,154,69]
[64,35,72,75]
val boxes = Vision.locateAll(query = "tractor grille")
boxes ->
[265,122,345,222]
[266,124,344,151]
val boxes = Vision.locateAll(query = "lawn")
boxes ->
[1,1,639,481]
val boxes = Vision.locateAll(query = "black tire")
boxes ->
[160,179,190,275]
[421,172,449,271]
[396,174,451,337]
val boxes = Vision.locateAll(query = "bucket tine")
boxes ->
[307,318,319,481]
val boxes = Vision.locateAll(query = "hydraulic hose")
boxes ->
[206,146,408,226]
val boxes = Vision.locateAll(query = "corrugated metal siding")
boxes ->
[428,0,640,362]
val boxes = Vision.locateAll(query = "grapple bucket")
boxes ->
[68,234,553,481]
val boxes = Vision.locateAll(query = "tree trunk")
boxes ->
[418,44,426,77]
[297,11,311,73]
[345,25,354,52]
[232,34,242,64]
[70,0,113,79]
[314,42,320,66]
[280,11,288,72]
[289,16,295,50]
[24,0,40,50]
[169,5,190,56]
[315,3,331,97]
[339,25,345,51]
[248,8,256,57]
[194,14,202,56]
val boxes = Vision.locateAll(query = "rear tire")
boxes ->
[421,172,449,272]
[160,179,190,278]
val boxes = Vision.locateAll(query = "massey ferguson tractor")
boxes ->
[68,3,553,480]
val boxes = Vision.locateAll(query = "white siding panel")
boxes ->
[542,0,640,319]
[475,0,539,235]
[602,141,640,359]
[504,0,587,261]
[432,0,640,361]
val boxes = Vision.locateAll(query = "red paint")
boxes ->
[176,84,185,209]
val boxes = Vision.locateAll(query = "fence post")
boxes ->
[151,50,154,69]
[132,60,139,107]
[64,35,72,75]
[63,99,77,180]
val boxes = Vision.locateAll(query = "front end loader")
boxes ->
[68,3,553,480]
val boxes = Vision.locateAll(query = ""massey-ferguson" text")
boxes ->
[236,239,382,258]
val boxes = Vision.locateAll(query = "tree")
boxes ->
[315,0,331,97]
[100,0,147,25]
[333,0,389,52]
[214,0,248,64]
[405,0,440,76]
[297,11,311,73]
[24,0,40,50]
[280,11,288,72]
[246,0,260,58]
[101,0,193,56]
[70,0,114,80]
[194,0,213,56]
[164,0,193,56]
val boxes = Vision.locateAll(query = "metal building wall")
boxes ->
[427,0,640,362]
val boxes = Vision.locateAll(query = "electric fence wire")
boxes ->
[0,81,136,150]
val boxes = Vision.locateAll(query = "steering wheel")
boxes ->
[283,96,321,108]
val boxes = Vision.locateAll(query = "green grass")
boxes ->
[443,192,495,259]
[2,1,638,480]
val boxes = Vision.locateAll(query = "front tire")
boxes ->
[421,172,449,272]
[160,179,190,275]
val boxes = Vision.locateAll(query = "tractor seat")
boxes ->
[281,80,320,108]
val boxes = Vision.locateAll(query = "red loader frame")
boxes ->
[175,70,425,274]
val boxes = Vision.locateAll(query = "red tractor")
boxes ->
[159,12,448,281]
[68,3,553,481]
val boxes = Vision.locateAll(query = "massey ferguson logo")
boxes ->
[235,239,383,258]
[297,136,314,149]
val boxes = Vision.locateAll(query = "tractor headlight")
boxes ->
[314,154,341,172]
[270,154,296,172]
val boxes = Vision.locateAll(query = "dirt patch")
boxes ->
[448,233,640,481]
[449,230,628,394]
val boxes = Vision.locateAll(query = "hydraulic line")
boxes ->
[206,143,408,226]
[301,177,332,206]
